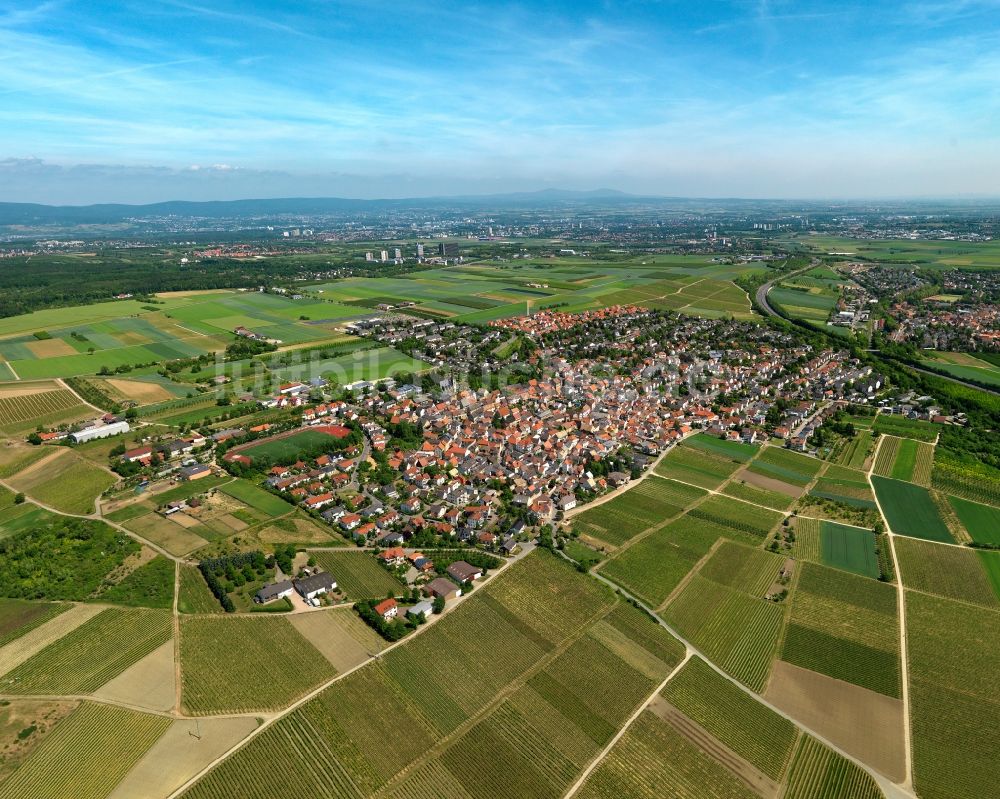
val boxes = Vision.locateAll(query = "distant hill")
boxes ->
[0,189,646,226]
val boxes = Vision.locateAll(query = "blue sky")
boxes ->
[1,0,999,203]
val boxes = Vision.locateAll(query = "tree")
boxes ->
[432,594,446,614]
[13,493,25,505]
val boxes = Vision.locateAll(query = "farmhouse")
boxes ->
[425,578,461,601]
[294,571,336,600]
[447,561,483,583]
[121,445,153,464]
[373,598,398,620]
[255,580,294,604]
[407,600,434,620]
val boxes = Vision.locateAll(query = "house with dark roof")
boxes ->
[293,571,336,600]
[425,578,461,601]
[447,561,483,584]
[255,580,294,604]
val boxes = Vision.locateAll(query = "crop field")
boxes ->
[921,352,1000,387]
[782,735,884,799]
[1,607,171,694]
[180,552,630,799]
[661,656,798,780]
[177,564,223,614]
[907,591,1000,799]
[832,430,873,468]
[572,476,700,547]
[794,517,822,561]
[686,493,783,540]
[781,563,899,697]
[683,433,759,462]
[790,234,1000,269]
[748,446,824,487]
[6,451,116,514]
[872,435,900,477]
[654,445,742,490]
[180,616,335,713]
[664,575,784,690]
[120,510,212,556]
[931,456,1000,507]
[0,386,87,429]
[0,443,52,479]
[895,537,999,608]
[819,521,879,578]
[218,479,291,516]
[979,551,1000,600]
[810,464,875,509]
[723,478,797,510]
[597,517,721,607]
[311,551,405,600]
[872,476,953,542]
[576,709,760,799]
[873,415,940,442]
[0,702,171,799]
[0,599,68,647]
[698,540,785,596]
[948,495,1000,545]
[770,285,838,323]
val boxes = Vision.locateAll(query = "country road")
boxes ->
[754,260,817,319]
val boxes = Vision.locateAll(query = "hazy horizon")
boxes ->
[2,0,999,204]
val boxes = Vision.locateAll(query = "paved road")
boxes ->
[755,260,818,319]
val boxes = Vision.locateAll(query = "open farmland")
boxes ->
[819,521,879,578]
[871,476,954,543]
[698,540,784,596]
[0,702,170,799]
[664,575,784,690]
[0,600,69,647]
[597,515,721,607]
[180,552,676,799]
[661,656,798,781]
[686,493,783,541]
[782,735,884,799]
[654,444,743,490]
[931,456,1000,507]
[180,616,336,714]
[873,415,940,442]
[723,477,797,510]
[684,433,759,462]
[895,537,999,608]
[571,476,703,547]
[748,446,824,487]
[948,495,1000,545]
[311,551,405,600]
[5,449,116,514]
[780,563,900,697]
[832,429,873,468]
[0,384,91,433]
[218,478,292,516]
[809,464,875,509]
[0,607,171,694]
[907,591,1000,799]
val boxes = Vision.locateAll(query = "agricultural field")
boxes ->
[907,591,1000,799]
[723,478,798,510]
[0,383,92,433]
[664,575,784,691]
[921,350,1000,387]
[931,454,1000,507]
[809,464,875,509]
[571,476,703,547]
[180,552,647,799]
[598,514,722,607]
[575,708,761,799]
[780,563,900,697]
[177,564,224,614]
[311,551,406,601]
[831,429,873,468]
[4,448,116,514]
[180,615,336,713]
[895,537,999,608]
[819,521,880,579]
[217,478,292,516]
[872,415,940,442]
[0,702,171,799]
[684,433,759,462]
[686,493,784,541]
[654,444,743,490]
[0,607,171,694]
[698,540,785,596]
[782,735,884,799]
[660,656,798,781]
[948,494,1000,545]
[769,283,839,325]
[872,435,933,484]
[92,555,175,609]
[0,599,69,647]
[872,476,954,543]
[748,446,824,487]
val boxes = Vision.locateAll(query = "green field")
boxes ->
[177,564,224,614]
[723,478,797,510]
[664,575,784,690]
[0,599,68,647]
[698,540,785,596]
[832,429,873,468]
[871,476,954,543]
[92,555,175,609]
[654,444,743,490]
[6,452,116,515]
[0,702,170,799]
[686,493,784,541]
[783,735,884,799]
[1,607,171,694]
[312,551,406,600]
[598,515,721,607]
[895,537,999,608]
[239,428,351,464]
[781,563,899,697]
[748,446,824,487]
[661,656,798,780]
[948,495,1000,545]
[907,591,1000,799]
[683,433,759,462]
[819,521,879,578]
[873,415,940,443]
[572,476,703,547]
[218,478,293,517]
[180,615,335,713]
